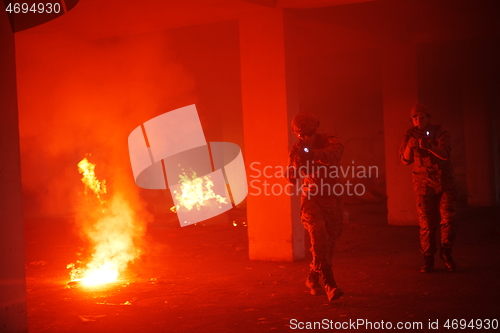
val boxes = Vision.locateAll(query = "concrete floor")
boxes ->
[25,202,499,332]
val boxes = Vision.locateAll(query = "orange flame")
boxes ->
[172,170,228,212]
[77,157,106,204]
[68,157,143,287]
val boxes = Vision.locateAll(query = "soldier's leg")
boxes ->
[322,195,344,301]
[301,198,343,301]
[301,199,329,271]
[439,190,458,271]
[301,198,328,296]
[416,194,440,255]
[324,195,343,265]
[439,190,458,248]
[416,194,440,272]
[321,196,344,301]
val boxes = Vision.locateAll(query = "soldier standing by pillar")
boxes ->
[287,112,344,301]
[400,104,458,273]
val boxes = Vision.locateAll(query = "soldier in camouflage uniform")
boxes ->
[400,104,458,273]
[287,112,344,301]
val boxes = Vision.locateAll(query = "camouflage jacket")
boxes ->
[399,124,455,195]
[287,133,344,192]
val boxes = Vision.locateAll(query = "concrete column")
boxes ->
[382,43,419,226]
[240,9,304,261]
[0,9,29,333]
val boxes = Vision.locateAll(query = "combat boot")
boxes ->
[440,248,456,272]
[420,255,434,273]
[321,267,344,302]
[305,270,325,296]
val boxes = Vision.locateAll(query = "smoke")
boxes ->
[15,29,197,217]
[68,190,145,285]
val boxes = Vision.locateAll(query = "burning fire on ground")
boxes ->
[67,157,144,287]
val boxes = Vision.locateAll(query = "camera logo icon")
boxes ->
[128,105,247,226]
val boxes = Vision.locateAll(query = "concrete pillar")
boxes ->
[382,43,419,226]
[240,9,304,261]
[0,9,29,333]
[462,42,496,206]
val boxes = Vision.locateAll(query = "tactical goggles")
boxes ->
[294,130,316,140]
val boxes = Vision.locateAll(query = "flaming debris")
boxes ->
[78,157,106,204]
[172,170,228,212]
[68,157,143,287]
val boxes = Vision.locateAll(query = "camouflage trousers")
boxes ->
[301,194,343,272]
[415,190,458,256]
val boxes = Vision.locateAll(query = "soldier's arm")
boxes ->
[286,143,300,184]
[427,130,451,160]
[400,134,415,165]
[312,137,343,166]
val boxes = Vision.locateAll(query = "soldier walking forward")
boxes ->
[287,112,344,301]
[400,104,458,273]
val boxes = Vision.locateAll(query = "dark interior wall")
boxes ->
[416,41,467,200]
[415,39,500,203]
[298,49,386,201]
[414,11,499,205]
[144,20,244,214]
[290,0,499,205]
[291,2,391,203]
[0,9,28,333]
[168,21,243,148]
[15,20,243,217]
